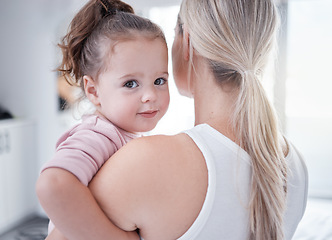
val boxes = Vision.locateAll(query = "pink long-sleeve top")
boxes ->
[41,115,139,186]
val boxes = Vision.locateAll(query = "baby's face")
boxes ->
[95,37,169,133]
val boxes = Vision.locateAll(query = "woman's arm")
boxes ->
[89,134,207,240]
[36,167,140,240]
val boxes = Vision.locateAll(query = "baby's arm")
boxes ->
[36,167,140,240]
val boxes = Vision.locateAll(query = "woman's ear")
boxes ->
[183,28,190,61]
[83,75,100,106]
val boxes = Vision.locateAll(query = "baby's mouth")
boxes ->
[138,110,158,118]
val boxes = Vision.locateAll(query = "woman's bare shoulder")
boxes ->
[108,133,190,164]
[89,132,206,235]
[132,133,187,148]
[92,133,189,181]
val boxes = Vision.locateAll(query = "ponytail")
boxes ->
[234,70,287,240]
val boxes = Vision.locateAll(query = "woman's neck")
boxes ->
[192,64,238,142]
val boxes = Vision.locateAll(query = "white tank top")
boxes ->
[176,124,308,240]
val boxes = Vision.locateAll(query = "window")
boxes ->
[285,0,332,198]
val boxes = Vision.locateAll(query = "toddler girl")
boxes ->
[38,0,169,238]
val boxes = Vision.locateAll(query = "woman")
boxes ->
[37,0,308,239]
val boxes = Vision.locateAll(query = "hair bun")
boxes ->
[99,0,134,16]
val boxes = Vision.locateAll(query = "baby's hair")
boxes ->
[57,0,166,92]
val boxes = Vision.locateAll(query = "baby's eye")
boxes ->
[124,80,138,88]
[154,78,167,86]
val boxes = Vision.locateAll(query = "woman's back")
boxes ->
[180,124,308,240]
[90,124,308,240]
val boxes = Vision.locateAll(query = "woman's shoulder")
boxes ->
[90,132,207,238]
[137,132,186,144]
[109,133,193,171]
[91,133,196,193]
[124,133,189,153]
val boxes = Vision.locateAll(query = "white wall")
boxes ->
[0,0,53,177]
[0,0,89,216]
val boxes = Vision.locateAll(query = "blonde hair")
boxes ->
[179,0,288,239]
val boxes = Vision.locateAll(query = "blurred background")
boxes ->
[0,0,331,239]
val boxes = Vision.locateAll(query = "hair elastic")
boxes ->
[243,70,255,75]
[100,0,117,15]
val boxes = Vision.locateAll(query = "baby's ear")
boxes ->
[83,75,100,106]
